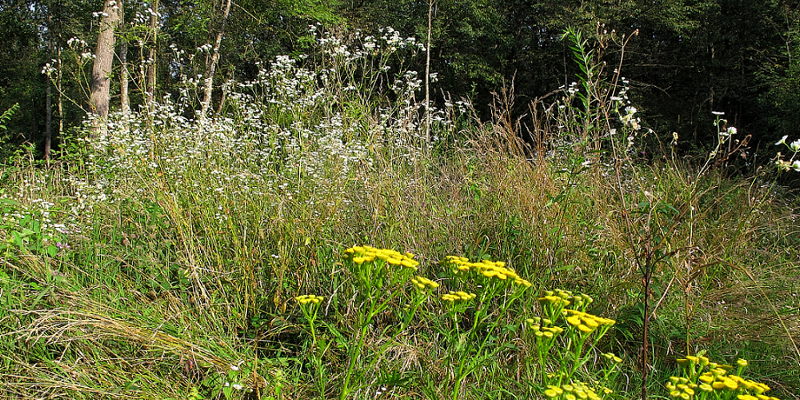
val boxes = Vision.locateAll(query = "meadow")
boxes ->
[0,28,798,399]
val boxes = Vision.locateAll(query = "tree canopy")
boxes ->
[0,0,798,158]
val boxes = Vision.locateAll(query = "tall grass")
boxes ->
[0,27,798,399]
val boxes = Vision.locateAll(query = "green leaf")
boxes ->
[45,245,58,257]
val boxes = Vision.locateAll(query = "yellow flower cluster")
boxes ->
[345,245,419,269]
[444,256,531,287]
[666,376,699,399]
[411,276,439,290]
[295,295,324,305]
[738,396,780,400]
[677,354,711,366]
[543,380,611,400]
[563,309,615,333]
[668,354,779,400]
[602,352,622,363]
[526,317,564,338]
[701,373,772,395]
[441,291,477,302]
[538,289,593,309]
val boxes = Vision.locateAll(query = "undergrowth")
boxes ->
[0,27,798,399]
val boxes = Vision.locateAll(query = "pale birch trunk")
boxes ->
[44,13,53,160]
[57,47,64,140]
[146,0,159,107]
[89,0,121,135]
[45,73,52,159]
[200,0,232,118]
[119,2,130,115]
[424,0,434,146]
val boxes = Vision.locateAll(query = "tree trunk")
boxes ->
[89,0,121,134]
[57,47,64,143]
[119,2,130,115]
[44,12,53,160]
[146,0,159,106]
[200,0,232,118]
[215,67,234,114]
[45,72,52,160]
[424,0,434,146]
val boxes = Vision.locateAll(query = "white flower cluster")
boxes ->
[64,28,463,226]
[775,135,800,172]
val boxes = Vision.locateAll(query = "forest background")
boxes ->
[1,0,799,158]
[1,1,800,400]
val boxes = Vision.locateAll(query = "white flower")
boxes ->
[711,111,725,116]
[776,135,788,146]
[41,63,55,76]
[232,383,244,390]
[790,139,800,152]
[726,127,737,136]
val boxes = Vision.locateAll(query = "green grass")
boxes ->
[1,128,797,399]
[1,30,798,400]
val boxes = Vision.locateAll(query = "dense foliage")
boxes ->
[0,2,799,400]
[1,0,799,159]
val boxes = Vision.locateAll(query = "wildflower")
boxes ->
[443,256,531,287]
[345,245,419,270]
[737,358,748,367]
[411,276,439,290]
[546,386,564,396]
[721,126,737,136]
[441,291,476,302]
[712,111,725,116]
[791,139,800,152]
[528,318,563,339]
[295,294,324,305]
[602,352,623,363]
[544,389,559,397]
[563,309,615,333]
[775,135,788,146]
[549,381,604,400]
[712,377,738,390]
[514,277,533,287]
[577,324,593,333]
[539,295,571,307]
